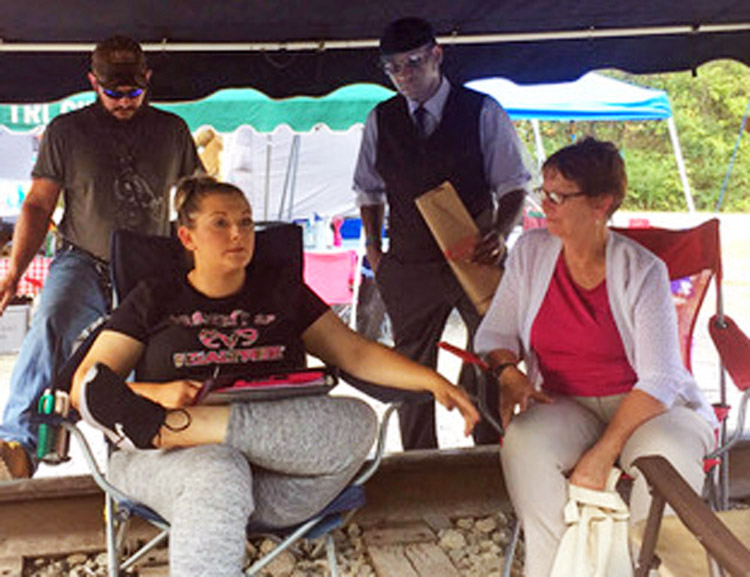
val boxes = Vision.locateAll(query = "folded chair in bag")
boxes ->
[499,219,736,577]
[39,223,398,577]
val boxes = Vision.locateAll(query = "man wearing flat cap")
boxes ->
[353,17,530,450]
[0,36,202,479]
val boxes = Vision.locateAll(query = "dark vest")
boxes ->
[375,85,490,262]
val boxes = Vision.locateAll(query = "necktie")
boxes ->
[414,106,428,140]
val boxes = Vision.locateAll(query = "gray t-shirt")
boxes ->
[33,102,202,261]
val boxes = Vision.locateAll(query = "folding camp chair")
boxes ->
[613,218,742,510]
[707,313,750,502]
[303,248,359,328]
[39,222,398,577]
[498,218,742,577]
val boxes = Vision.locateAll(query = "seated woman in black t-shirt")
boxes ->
[69,175,479,577]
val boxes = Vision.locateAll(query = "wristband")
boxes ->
[488,362,516,382]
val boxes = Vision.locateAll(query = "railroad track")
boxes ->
[2,443,749,576]
[0,446,509,576]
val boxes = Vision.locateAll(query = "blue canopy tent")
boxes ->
[467,72,695,212]
[470,72,671,121]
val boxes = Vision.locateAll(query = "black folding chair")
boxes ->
[39,222,398,576]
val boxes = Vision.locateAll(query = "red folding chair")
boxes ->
[708,314,750,508]
[614,218,746,511]
[614,218,721,374]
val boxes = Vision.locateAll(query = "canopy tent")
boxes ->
[221,125,364,222]
[0,84,397,221]
[0,84,395,134]
[469,73,672,121]
[1,73,694,217]
[169,86,397,220]
[0,72,672,132]
[2,1,750,103]
[0,86,393,221]
[467,73,695,211]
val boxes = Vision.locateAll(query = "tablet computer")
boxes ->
[197,367,337,405]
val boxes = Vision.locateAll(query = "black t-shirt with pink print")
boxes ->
[104,264,329,383]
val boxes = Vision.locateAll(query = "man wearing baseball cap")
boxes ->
[0,36,202,479]
[89,35,151,120]
[352,17,531,450]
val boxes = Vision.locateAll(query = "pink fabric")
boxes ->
[303,250,356,305]
[531,254,637,397]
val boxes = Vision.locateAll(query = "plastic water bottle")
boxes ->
[295,218,315,248]
[314,214,331,249]
[36,388,70,463]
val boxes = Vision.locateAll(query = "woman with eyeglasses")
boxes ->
[475,138,716,576]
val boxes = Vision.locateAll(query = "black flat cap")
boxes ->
[380,17,436,55]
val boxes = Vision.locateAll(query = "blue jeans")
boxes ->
[0,248,110,468]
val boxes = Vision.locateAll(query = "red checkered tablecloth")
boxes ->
[0,256,53,297]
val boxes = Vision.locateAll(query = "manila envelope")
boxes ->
[415,181,502,315]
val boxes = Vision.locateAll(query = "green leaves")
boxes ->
[516,61,750,212]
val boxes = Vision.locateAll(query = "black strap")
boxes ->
[59,238,110,269]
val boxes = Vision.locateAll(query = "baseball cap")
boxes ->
[379,17,436,56]
[91,36,149,89]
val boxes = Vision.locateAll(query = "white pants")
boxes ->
[500,394,715,577]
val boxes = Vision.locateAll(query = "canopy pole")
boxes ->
[715,96,750,212]
[667,117,695,213]
[263,135,272,221]
[531,119,546,172]
[349,233,365,331]
[286,135,301,221]
[278,134,301,220]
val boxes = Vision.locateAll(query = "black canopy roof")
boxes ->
[2,0,750,102]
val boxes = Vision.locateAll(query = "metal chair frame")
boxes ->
[63,405,399,576]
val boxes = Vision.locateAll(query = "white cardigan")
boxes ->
[475,228,717,427]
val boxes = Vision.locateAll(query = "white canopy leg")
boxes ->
[668,116,695,213]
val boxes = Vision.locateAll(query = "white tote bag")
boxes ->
[550,468,634,577]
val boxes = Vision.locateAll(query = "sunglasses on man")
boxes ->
[101,87,144,100]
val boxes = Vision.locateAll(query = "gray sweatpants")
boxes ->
[108,395,377,577]
[500,393,715,577]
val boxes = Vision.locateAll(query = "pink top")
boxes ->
[531,254,637,397]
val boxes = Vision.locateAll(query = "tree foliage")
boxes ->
[515,61,750,212]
